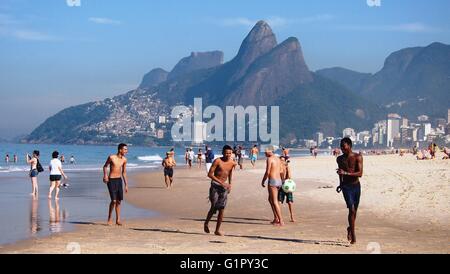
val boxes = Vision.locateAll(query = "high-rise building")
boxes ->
[448,109,450,124]
[342,128,356,141]
[387,114,401,147]
[436,118,447,128]
[158,116,166,124]
[315,132,324,147]
[418,123,432,141]
[401,118,409,127]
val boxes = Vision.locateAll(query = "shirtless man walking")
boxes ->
[162,152,176,188]
[204,145,235,236]
[261,146,284,226]
[103,143,129,226]
[336,137,363,244]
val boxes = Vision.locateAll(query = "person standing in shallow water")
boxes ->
[26,151,40,197]
[103,143,129,226]
[336,137,363,245]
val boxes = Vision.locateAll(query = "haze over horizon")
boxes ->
[1,0,449,139]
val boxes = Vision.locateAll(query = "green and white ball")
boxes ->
[282,179,296,193]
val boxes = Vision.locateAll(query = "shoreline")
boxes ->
[1,155,449,253]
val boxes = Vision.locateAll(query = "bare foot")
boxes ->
[214,231,224,236]
[290,218,296,223]
[107,220,113,226]
[204,223,210,234]
[116,221,123,226]
[347,227,352,241]
[270,219,279,224]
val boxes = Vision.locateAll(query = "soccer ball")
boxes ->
[282,179,296,193]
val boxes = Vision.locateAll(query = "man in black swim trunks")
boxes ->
[103,143,128,226]
[162,152,176,188]
[336,137,363,244]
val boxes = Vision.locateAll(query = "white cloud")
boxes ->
[336,22,440,33]
[12,30,55,41]
[0,13,57,41]
[89,17,121,25]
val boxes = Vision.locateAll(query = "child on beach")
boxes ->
[278,156,295,222]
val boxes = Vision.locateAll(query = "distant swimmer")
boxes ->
[204,145,236,236]
[13,154,18,163]
[336,137,363,245]
[5,154,9,164]
[60,154,65,164]
[103,143,128,226]
[261,146,284,226]
[162,152,176,188]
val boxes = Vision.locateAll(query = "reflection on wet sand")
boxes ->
[48,199,68,233]
[29,197,40,235]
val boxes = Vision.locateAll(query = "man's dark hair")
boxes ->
[341,137,353,148]
[52,151,59,159]
[222,145,233,154]
[33,150,40,157]
[253,145,257,148]
[118,143,127,151]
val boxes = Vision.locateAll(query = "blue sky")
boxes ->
[1,0,449,139]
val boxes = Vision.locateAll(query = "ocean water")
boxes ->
[0,143,176,173]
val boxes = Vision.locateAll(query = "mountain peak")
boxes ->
[230,20,277,82]
[139,68,169,89]
[168,51,224,80]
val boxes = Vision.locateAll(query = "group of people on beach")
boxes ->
[414,143,450,160]
[98,138,363,245]
[21,138,362,244]
[25,150,69,200]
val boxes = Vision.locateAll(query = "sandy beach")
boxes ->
[1,153,449,254]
